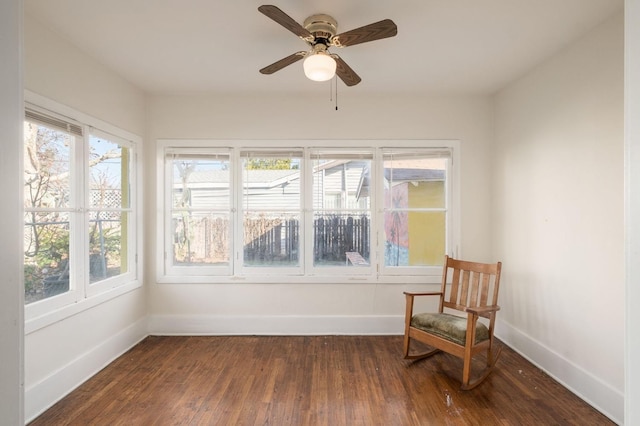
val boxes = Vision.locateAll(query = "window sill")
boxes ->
[156,274,442,285]
[25,280,142,334]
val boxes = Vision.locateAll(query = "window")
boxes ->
[158,140,457,283]
[87,129,136,293]
[310,149,372,272]
[23,98,140,318]
[241,149,303,273]
[165,149,232,276]
[381,149,450,275]
[23,111,77,306]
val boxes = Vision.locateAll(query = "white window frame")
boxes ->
[378,147,455,278]
[85,128,138,297]
[162,147,234,277]
[24,91,142,326]
[157,139,459,284]
[306,147,375,277]
[238,148,305,277]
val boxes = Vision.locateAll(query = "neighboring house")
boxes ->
[172,159,447,267]
[173,161,367,211]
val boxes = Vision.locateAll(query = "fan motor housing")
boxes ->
[303,14,337,41]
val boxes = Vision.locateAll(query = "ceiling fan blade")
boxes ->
[333,55,361,86]
[258,5,313,40]
[260,52,306,75]
[332,19,397,47]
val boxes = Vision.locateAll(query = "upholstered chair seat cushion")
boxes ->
[410,312,490,346]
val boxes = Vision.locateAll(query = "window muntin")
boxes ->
[158,141,456,283]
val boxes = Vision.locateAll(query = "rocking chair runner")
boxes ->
[403,255,503,390]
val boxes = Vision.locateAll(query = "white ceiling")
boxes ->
[25,0,623,96]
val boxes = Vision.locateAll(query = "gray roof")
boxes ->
[184,169,299,189]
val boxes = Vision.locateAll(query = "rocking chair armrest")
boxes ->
[403,291,443,297]
[464,305,501,315]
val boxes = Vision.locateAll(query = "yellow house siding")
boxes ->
[408,181,445,266]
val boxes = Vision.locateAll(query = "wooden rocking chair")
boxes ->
[403,255,503,390]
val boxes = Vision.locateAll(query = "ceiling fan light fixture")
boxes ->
[303,52,336,82]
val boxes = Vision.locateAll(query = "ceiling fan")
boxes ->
[258,5,397,86]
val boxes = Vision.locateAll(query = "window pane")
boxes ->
[172,212,230,266]
[312,154,372,268]
[312,158,371,210]
[242,156,301,211]
[172,158,230,210]
[23,120,74,304]
[24,212,70,304]
[313,213,371,267]
[384,211,445,267]
[383,152,448,268]
[241,153,302,268]
[383,156,447,208]
[90,136,130,208]
[89,134,132,284]
[89,211,127,283]
[244,212,299,267]
[23,121,72,209]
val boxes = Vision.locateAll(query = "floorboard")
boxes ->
[29,336,614,425]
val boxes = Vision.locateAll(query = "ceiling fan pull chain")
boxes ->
[335,74,339,111]
[330,77,333,102]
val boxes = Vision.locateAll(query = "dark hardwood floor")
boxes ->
[29,336,614,425]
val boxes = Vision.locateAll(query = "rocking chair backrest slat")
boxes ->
[449,267,461,306]
[480,273,491,306]
[469,271,481,306]
[441,255,502,318]
[460,270,471,305]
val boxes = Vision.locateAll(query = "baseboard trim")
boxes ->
[495,320,623,425]
[25,317,148,423]
[148,314,405,336]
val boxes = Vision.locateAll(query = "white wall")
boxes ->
[23,14,148,422]
[625,1,640,423]
[146,94,495,334]
[0,0,24,424]
[24,15,145,136]
[493,13,624,423]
